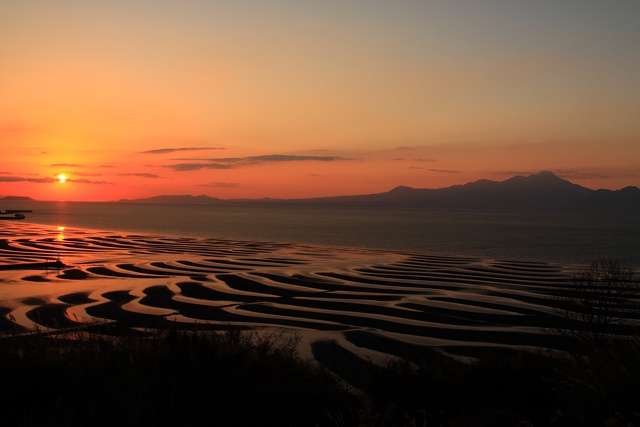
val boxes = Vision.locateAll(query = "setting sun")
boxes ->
[57,174,67,183]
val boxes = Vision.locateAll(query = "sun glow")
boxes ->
[57,174,67,183]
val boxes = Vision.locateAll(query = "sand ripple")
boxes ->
[1,223,635,366]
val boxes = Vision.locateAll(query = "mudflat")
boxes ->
[1,222,579,363]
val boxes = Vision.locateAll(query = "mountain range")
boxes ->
[119,171,640,212]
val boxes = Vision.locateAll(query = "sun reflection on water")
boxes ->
[57,226,65,242]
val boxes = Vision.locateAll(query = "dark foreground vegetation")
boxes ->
[1,259,638,426]
[1,326,639,427]
[0,328,356,427]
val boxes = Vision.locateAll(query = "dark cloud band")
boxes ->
[165,154,346,171]
[141,147,223,154]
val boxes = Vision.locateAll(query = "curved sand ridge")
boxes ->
[0,223,625,366]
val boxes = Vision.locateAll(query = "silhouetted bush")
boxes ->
[0,328,358,427]
[2,317,639,425]
[554,259,639,345]
[351,345,640,426]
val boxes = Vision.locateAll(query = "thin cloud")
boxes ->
[0,174,112,184]
[165,163,235,172]
[165,154,347,172]
[0,176,28,182]
[247,155,343,162]
[555,169,611,180]
[173,154,345,163]
[0,176,56,183]
[73,172,103,177]
[429,169,461,174]
[393,158,436,162]
[67,178,113,184]
[118,173,162,178]
[50,163,83,167]
[199,182,241,188]
[141,147,224,154]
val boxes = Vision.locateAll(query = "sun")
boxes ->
[57,174,67,183]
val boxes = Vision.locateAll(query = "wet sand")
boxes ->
[1,222,582,365]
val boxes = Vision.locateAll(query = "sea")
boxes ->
[2,200,639,266]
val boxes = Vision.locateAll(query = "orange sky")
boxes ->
[1,1,639,202]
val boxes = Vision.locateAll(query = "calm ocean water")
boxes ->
[2,200,639,266]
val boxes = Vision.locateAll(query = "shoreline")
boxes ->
[4,200,639,266]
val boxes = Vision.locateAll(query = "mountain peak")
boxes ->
[513,170,563,182]
[389,185,415,192]
[529,170,568,183]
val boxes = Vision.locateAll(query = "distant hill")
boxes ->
[119,171,640,212]
[1,196,35,201]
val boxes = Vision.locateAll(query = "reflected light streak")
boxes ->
[57,226,65,242]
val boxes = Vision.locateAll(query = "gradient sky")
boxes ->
[2,1,639,201]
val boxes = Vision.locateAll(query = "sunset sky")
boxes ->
[1,1,639,202]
